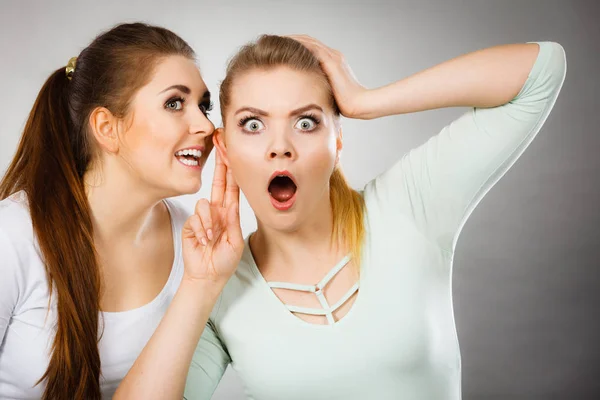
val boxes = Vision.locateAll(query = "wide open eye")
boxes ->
[240,117,265,133]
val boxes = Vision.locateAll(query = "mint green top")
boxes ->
[184,42,566,400]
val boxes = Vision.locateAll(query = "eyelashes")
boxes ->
[237,114,268,134]
[200,100,214,116]
[165,96,185,111]
[164,96,213,116]
[295,113,321,129]
[237,113,322,134]
[237,115,261,128]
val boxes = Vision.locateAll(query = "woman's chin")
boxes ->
[167,178,202,198]
[259,210,304,234]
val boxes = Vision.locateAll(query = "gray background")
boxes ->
[1,0,598,399]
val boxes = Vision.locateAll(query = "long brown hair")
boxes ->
[219,35,366,267]
[0,22,194,399]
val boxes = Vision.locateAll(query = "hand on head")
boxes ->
[287,35,372,120]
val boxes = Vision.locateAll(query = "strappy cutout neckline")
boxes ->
[266,254,359,325]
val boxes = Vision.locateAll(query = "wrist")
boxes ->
[351,88,385,120]
[178,275,227,301]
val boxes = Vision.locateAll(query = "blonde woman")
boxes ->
[180,34,566,400]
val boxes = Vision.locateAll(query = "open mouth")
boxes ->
[175,148,203,168]
[268,172,297,210]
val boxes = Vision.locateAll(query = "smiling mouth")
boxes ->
[175,149,202,167]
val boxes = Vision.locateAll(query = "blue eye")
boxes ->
[240,118,265,133]
[295,118,316,131]
[294,114,321,132]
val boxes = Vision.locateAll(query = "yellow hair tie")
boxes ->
[65,57,77,81]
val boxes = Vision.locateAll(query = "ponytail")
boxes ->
[1,22,196,399]
[329,167,365,272]
[0,68,102,400]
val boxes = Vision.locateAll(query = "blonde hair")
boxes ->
[220,35,365,268]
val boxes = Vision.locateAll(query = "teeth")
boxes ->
[175,149,202,158]
[179,158,199,166]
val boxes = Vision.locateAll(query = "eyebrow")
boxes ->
[160,84,191,95]
[234,104,324,117]
[159,85,211,100]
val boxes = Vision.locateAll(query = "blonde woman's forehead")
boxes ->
[228,67,332,115]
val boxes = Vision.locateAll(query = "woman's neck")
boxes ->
[84,164,168,249]
[250,195,346,278]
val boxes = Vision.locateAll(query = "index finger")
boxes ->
[211,150,227,206]
[224,166,240,208]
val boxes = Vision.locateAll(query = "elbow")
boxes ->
[542,41,567,91]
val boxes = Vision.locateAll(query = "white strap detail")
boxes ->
[284,284,359,315]
[268,281,316,292]
[266,254,355,325]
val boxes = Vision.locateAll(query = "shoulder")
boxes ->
[164,197,192,232]
[0,191,43,302]
[212,235,262,321]
[0,191,36,246]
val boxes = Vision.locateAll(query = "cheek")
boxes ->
[226,146,263,192]
[122,115,180,164]
[300,136,337,173]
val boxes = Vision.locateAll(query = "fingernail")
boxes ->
[201,237,207,246]
[207,229,213,241]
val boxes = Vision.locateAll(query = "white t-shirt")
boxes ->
[184,41,567,400]
[0,191,189,399]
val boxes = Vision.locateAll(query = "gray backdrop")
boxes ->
[0,0,598,399]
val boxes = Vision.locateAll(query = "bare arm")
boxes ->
[114,152,243,399]
[293,36,565,252]
[113,280,223,399]
[290,36,540,119]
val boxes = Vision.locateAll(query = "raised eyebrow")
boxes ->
[289,104,324,117]
[233,104,324,117]
[234,107,269,117]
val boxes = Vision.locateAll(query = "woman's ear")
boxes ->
[335,127,343,166]
[89,107,120,153]
[213,128,230,166]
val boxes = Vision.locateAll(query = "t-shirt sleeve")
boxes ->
[365,41,566,252]
[183,318,231,399]
[0,227,21,344]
